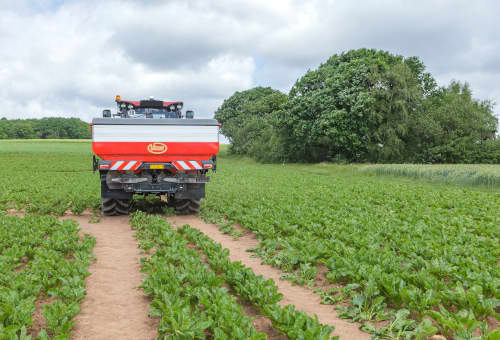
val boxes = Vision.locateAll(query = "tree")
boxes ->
[215,49,499,164]
[277,49,430,162]
[409,81,498,163]
[0,117,91,139]
[214,87,287,155]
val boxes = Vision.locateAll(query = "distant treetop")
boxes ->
[0,117,91,139]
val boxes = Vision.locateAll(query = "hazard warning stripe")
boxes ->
[110,161,123,170]
[189,161,202,169]
[123,161,137,170]
[110,160,142,171]
[172,160,203,170]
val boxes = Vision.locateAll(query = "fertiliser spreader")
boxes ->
[91,95,219,215]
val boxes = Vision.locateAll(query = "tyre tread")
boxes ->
[102,198,131,216]
[174,199,201,215]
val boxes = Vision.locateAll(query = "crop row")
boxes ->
[178,224,335,339]
[0,213,95,339]
[130,211,336,340]
[0,141,100,215]
[202,157,500,338]
[130,211,267,339]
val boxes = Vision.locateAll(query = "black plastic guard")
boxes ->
[100,174,133,199]
[174,183,206,200]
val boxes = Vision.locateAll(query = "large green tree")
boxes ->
[277,49,434,162]
[215,49,498,164]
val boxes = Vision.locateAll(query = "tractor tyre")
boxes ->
[174,199,201,215]
[102,198,131,216]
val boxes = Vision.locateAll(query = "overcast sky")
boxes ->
[0,0,499,121]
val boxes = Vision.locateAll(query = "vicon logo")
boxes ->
[147,143,168,154]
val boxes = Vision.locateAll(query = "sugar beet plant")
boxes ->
[130,211,336,340]
[0,141,100,215]
[130,211,266,339]
[0,213,95,339]
[177,224,335,340]
[202,157,500,338]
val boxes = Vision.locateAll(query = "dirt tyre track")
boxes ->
[62,215,157,340]
[102,198,130,216]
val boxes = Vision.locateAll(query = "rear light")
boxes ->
[99,164,109,169]
[218,123,222,127]
[203,164,213,169]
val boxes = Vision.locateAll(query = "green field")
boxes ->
[360,164,500,188]
[0,214,95,338]
[132,211,334,339]
[204,157,500,336]
[0,140,499,339]
[0,140,99,214]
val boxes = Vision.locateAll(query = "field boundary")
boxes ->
[358,163,500,188]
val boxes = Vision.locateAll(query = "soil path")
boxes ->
[167,215,370,340]
[62,215,157,340]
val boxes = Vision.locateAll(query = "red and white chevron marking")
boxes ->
[110,160,142,171]
[172,160,203,170]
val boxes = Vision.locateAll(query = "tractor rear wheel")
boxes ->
[102,198,131,216]
[174,199,200,215]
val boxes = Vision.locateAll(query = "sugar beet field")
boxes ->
[0,140,499,340]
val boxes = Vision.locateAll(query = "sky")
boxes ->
[0,0,499,122]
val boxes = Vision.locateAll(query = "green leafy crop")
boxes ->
[178,224,336,339]
[202,156,500,338]
[0,213,95,339]
[130,211,266,339]
[0,140,100,215]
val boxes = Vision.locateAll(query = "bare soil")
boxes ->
[28,296,58,338]
[239,296,288,340]
[62,215,157,340]
[167,215,370,340]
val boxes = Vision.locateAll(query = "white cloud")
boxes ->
[0,0,256,120]
[0,0,498,121]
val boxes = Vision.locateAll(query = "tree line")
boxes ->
[0,117,91,139]
[215,49,499,164]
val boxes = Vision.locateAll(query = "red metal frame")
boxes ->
[92,141,219,162]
